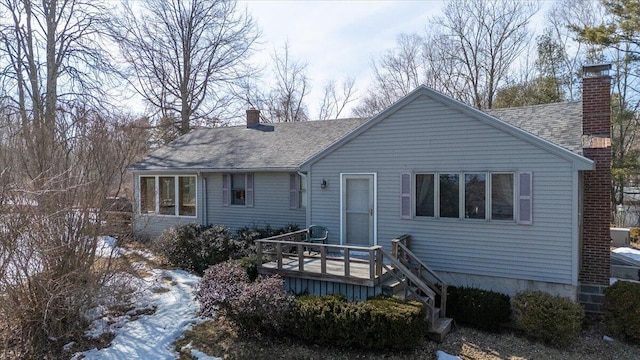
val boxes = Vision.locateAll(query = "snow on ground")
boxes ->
[436,350,461,360]
[612,247,640,263]
[73,239,213,359]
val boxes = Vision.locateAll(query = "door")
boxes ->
[341,174,375,246]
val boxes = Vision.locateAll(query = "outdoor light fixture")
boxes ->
[320,179,328,189]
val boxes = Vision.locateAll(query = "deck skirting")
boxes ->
[284,277,382,301]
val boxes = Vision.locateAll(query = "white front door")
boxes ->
[341,174,376,246]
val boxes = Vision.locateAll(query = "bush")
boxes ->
[513,291,584,348]
[196,261,292,334]
[630,227,640,244]
[155,224,236,275]
[289,295,427,350]
[446,286,511,332]
[604,280,640,342]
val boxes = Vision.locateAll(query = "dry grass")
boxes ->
[175,317,640,360]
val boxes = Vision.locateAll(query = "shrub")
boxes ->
[513,291,584,348]
[445,286,511,332]
[196,261,292,334]
[604,280,640,342]
[155,224,236,275]
[630,227,640,244]
[289,295,427,350]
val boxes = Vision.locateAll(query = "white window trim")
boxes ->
[224,173,254,208]
[412,171,523,224]
[138,175,198,218]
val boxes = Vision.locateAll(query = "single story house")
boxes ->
[129,65,612,310]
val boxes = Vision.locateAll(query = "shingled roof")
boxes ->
[130,100,584,172]
[129,118,368,171]
[485,101,583,155]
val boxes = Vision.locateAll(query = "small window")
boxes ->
[415,174,435,217]
[231,174,246,205]
[439,173,459,218]
[491,173,514,220]
[159,176,175,215]
[178,176,196,216]
[140,177,156,214]
[464,173,486,219]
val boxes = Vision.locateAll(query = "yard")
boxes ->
[68,237,640,360]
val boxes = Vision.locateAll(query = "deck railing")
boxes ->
[392,234,447,318]
[256,230,384,285]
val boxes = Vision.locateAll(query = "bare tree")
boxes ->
[317,77,357,120]
[113,0,259,134]
[433,0,539,109]
[242,42,310,122]
[354,33,425,117]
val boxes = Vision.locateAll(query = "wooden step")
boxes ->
[427,317,453,343]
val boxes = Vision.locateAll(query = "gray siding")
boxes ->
[309,94,578,286]
[205,172,306,232]
[133,172,306,238]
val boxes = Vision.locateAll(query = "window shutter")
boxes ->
[246,173,254,207]
[222,174,229,206]
[518,172,532,225]
[401,173,412,219]
[289,173,299,209]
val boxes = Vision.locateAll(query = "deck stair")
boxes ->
[380,235,452,342]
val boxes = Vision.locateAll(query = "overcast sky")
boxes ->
[241,0,446,118]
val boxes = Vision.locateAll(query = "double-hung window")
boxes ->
[139,175,197,217]
[290,173,306,209]
[222,173,254,207]
[407,171,530,224]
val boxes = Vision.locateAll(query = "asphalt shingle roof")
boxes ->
[485,101,583,155]
[131,101,584,172]
[129,118,368,171]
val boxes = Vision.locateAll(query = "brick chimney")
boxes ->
[579,64,611,312]
[246,108,260,128]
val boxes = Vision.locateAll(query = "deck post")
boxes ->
[391,239,398,258]
[375,246,383,278]
[276,242,283,270]
[369,248,375,280]
[320,246,327,274]
[344,248,350,277]
[298,243,304,272]
[256,241,263,265]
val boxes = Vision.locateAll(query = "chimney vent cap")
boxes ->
[583,63,612,77]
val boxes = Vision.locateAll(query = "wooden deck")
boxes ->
[260,254,388,287]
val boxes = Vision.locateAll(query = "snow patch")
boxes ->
[612,247,640,263]
[437,350,461,360]
[96,236,121,258]
[75,268,202,359]
[181,342,222,360]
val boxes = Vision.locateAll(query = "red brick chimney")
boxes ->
[246,108,260,128]
[579,64,611,312]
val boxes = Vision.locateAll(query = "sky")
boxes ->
[240,0,446,119]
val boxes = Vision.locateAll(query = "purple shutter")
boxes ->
[289,173,299,209]
[222,174,229,206]
[401,173,412,219]
[246,173,254,207]
[518,172,532,225]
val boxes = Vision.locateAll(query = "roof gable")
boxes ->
[301,86,593,171]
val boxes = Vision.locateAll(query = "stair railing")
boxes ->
[391,235,448,318]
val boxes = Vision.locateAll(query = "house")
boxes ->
[129,64,611,311]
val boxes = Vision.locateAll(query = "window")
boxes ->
[179,176,196,216]
[491,173,514,220]
[223,173,254,207]
[140,177,156,214]
[408,171,528,223]
[231,174,246,205]
[415,174,435,217]
[159,177,176,215]
[138,175,197,217]
[439,173,459,218]
[465,173,486,219]
[300,174,307,208]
